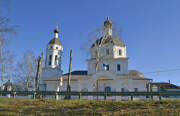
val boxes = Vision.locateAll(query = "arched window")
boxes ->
[117,64,120,71]
[119,49,122,56]
[134,88,138,92]
[49,55,52,65]
[105,86,111,92]
[121,88,125,92]
[55,55,58,65]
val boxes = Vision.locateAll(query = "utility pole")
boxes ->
[67,49,72,99]
[35,52,43,91]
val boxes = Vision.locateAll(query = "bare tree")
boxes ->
[0,39,14,86]
[81,25,104,58]
[15,50,37,91]
[81,19,122,72]
[0,0,17,88]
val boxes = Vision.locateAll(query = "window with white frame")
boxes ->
[121,88,125,92]
[105,86,111,92]
[54,55,58,65]
[117,64,120,71]
[134,88,138,92]
[119,49,122,56]
[49,55,52,65]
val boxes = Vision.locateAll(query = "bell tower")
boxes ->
[45,25,63,69]
[40,25,63,90]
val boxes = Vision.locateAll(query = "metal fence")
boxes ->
[0,91,180,100]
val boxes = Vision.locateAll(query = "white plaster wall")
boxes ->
[45,74,150,100]
[40,68,62,84]
[46,80,82,92]
[88,58,128,75]
[91,44,114,59]
[113,45,126,58]
[45,44,63,69]
[88,44,128,75]
[90,45,126,59]
[104,26,112,36]
[111,59,128,75]
[88,60,96,75]
[46,81,58,91]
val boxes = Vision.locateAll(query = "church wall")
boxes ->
[88,60,96,75]
[113,45,126,58]
[46,80,83,92]
[129,80,148,92]
[46,44,63,69]
[91,44,114,59]
[110,60,128,75]
[79,79,91,91]
[45,77,150,100]
[88,59,128,75]
[46,81,57,91]
[41,68,62,84]
[88,44,128,75]
[94,78,148,92]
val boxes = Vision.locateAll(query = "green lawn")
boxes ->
[0,98,179,116]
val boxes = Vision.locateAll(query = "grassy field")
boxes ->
[0,98,179,116]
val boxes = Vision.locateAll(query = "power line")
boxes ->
[143,68,180,74]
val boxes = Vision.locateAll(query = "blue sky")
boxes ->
[7,0,180,85]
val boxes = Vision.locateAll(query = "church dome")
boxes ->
[128,70,145,78]
[91,36,125,47]
[104,17,112,26]
[48,38,62,46]
[54,27,59,33]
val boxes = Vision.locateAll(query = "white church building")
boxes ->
[40,18,152,100]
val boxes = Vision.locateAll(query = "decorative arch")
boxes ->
[105,86,111,92]
[87,71,118,91]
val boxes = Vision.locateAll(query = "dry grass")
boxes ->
[0,98,179,116]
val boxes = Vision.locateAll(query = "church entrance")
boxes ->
[87,71,118,100]
[92,77,116,100]
[93,78,113,92]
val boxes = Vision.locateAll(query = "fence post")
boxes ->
[7,86,12,98]
[159,95,162,100]
[79,92,81,100]
[131,95,133,101]
[104,93,107,100]
[13,92,16,98]
[55,93,59,100]
[151,96,153,100]
[33,92,36,100]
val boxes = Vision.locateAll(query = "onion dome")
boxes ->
[54,26,59,34]
[48,38,61,45]
[48,25,61,46]
[104,17,112,26]
[91,36,125,47]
